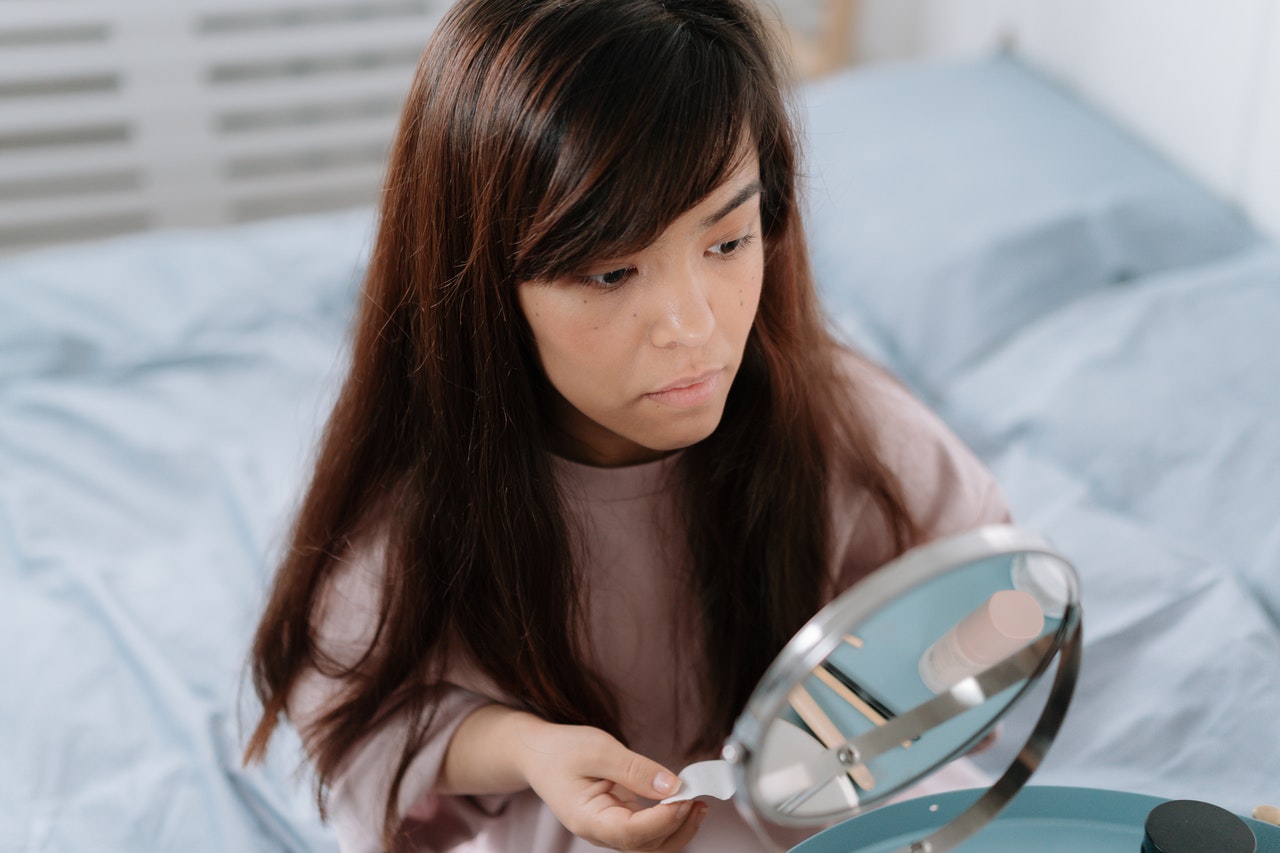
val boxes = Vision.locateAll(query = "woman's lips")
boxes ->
[645,369,724,408]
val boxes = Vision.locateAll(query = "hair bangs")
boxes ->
[513,11,759,282]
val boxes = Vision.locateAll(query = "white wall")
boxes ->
[856,0,1020,64]
[1244,6,1280,237]
[851,0,1280,241]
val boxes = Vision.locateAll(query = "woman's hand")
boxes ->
[439,705,707,851]
[513,718,707,852]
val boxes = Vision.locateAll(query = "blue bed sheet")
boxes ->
[0,209,374,852]
[962,447,1280,813]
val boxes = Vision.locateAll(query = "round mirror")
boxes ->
[723,525,1082,852]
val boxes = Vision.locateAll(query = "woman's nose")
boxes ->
[648,267,715,349]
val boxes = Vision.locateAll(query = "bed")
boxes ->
[3,4,1279,852]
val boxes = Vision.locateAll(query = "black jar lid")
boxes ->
[1142,799,1257,853]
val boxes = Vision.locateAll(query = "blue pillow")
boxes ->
[939,246,1280,628]
[800,57,1260,394]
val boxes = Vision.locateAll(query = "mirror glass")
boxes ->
[725,526,1081,846]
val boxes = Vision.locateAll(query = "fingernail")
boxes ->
[676,801,692,820]
[695,804,708,825]
[654,771,679,795]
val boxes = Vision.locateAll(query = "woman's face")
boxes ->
[518,154,765,467]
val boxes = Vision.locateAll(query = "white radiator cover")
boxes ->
[0,0,447,254]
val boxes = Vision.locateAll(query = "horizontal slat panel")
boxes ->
[0,211,150,254]
[0,169,142,203]
[0,146,140,184]
[232,182,380,222]
[0,3,114,29]
[0,20,432,79]
[0,93,129,135]
[0,73,120,102]
[196,0,438,32]
[0,21,111,48]
[205,50,423,89]
[0,123,131,154]
[212,116,397,157]
[0,191,154,230]
[0,158,377,210]
[203,66,414,111]
[0,43,123,82]
[185,0,439,16]
[0,0,439,23]
[225,143,389,182]
[195,17,437,65]
[0,182,224,230]
[0,0,451,247]
[224,162,386,199]
[204,52,421,90]
[0,40,414,84]
[217,93,402,134]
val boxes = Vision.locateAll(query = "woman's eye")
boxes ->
[581,267,634,289]
[710,233,755,256]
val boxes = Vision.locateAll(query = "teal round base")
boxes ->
[790,786,1280,853]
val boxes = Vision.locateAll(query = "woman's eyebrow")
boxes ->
[699,179,763,229]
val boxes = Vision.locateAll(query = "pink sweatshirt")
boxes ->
[288,355,1010,852]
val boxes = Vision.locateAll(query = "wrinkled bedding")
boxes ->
[805,58,1280,816]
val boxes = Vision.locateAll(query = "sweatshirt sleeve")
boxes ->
[286,535,509,853]
[830,353,1012,590]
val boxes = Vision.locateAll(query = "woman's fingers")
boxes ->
[586,798,691,850]
[632,801,708,853]
[593,740,682,801]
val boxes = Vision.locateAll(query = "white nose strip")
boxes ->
[659,759,737,804]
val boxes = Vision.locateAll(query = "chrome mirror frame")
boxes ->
[723,525,1083,853]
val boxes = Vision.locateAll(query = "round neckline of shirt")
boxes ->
[550,451,683,502]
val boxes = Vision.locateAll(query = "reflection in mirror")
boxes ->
[745,547,1074,826]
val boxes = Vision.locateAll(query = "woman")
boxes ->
[243,0,1009,850]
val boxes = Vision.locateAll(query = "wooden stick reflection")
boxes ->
[814,667,886,726]
[787,685,875,791]
[813,666,911,749]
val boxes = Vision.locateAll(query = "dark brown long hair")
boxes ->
[244,0,920,846]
